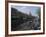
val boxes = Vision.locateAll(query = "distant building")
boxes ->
[29,11,32,16]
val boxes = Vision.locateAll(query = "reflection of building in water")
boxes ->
[33,16,40,30]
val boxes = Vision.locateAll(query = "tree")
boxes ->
[36,8,41,16]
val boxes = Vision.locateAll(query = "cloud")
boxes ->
[20,6,26,10]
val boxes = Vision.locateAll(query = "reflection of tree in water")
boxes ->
[11,8,41,31]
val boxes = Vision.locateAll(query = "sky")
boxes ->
[11,5,40,16]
